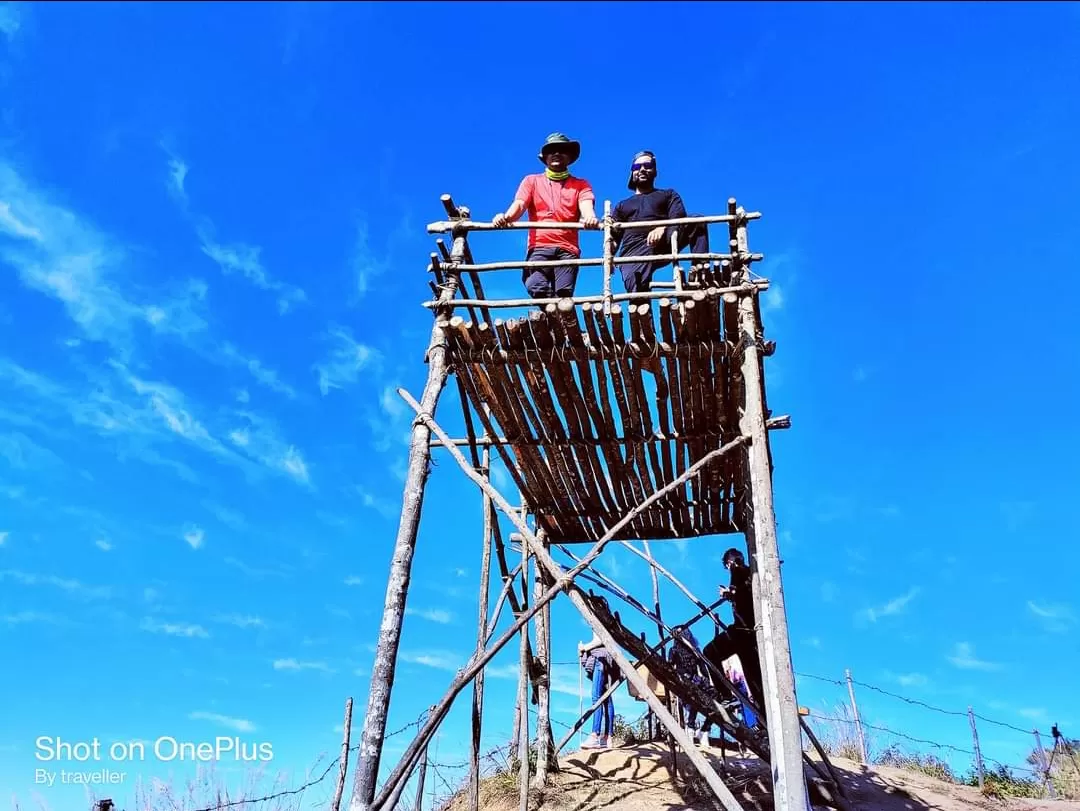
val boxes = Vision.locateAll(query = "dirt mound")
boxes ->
[447,743,1080,811]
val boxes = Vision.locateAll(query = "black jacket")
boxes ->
[611,188,687,255]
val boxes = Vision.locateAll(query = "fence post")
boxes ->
[844,668,868,764]
[1033,728,1056,798]
[414,743,429,811]
[968,707,985,789]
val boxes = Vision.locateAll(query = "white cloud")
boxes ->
[220,342,297,400]
[227,410,312,486]
[400,650,462,672]
[1,610,67,626]
[0,531,7,546]
[895,672,928,688]
[198,231,306,314]
[859,587,919,623]
[762,283,784,312]
[188,711,255,733]
[355,486,397,519]
[168,158,188,201]
[1027,600,1075,633]
[0,162,209,354]
[344,576,363,586]
[272,658,331,672]
[94,539,112,552]
[0,3,22,42]
[140,618,209,638]
[215,614,265,630]
[182,525,205,550]
[947,642,1001,672]
[315,326,379,395]
[405,606,454,625]
[0,568,110,599]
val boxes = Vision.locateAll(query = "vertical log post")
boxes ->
[349,222,465,811]
[331,697,354,811]
[968,707,985,790]
[844,669,868,764]
[602,199,614,313]
[1033,728,1056,798]
[734,200,809,811]
[413,744,429,811]
[643,540,679,775]
[532,526,554,788]
[469,444,494,811]
[518,532,531,811]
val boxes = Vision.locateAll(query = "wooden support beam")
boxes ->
[421,281,767,310]
[426,211,762,234]
[441,251,761,274]
[348,231,464,811]
[428,416,791,449]
[733,201,809,811]
[469,444,493,811]
[532,527,555,789]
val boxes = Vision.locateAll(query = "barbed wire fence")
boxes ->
[88,665,1078,811]
[796,668,1077,799]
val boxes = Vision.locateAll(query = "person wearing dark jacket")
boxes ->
[609,150,711,294]
[703,547,765,722]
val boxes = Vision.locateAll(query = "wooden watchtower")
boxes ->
[347,194,833,811]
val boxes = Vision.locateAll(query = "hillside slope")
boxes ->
[452,743,1080,811]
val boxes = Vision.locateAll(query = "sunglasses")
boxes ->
[632,162,655,171]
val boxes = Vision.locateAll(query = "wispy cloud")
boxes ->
[140,618,210,638]
[0,3,22,42]
[272,658,331,672]
[947,642,1001,672]
[220,342,298,400]
[0,162,209,355]
[198,231,306,314]
[355,486,398,519]
[315,325,379,396]
[183,525,205,550]
[214,614,266,630]
[344,575,363,586]
[1027,601,1075,633]
[400,650,462,672]
[858,587,919,623]
[0,569,110,599]
[0,531,7,546]
[1,610,69,626]
[405,606,454,625]
[94,539,112,552]
[762,282,784,312]
[892,672,928,688]
[188,711,255,733]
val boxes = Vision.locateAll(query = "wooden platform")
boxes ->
[445,286,756,544]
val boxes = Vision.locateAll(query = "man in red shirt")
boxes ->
[492,133,599,299]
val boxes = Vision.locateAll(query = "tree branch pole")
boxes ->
[469,444,494,811]
[420,282,768,311]
[398,389,750,811]
[370,394,750,811]
[517,533,530,811]
[844,669,868,764]
[331,698,353,811]
[349,232,465,811]
[425,211,762,234]
[733,202,809,811]
[532,527,554,789]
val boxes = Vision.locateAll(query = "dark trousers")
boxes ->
[619,215,710,293]
[702,626,765,724]
[522,245,579,298]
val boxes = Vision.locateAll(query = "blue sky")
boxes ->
[2,1,1079,808]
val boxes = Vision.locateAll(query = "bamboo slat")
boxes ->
[445,295,746,543]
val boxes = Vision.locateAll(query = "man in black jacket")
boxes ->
[703,547,765,723]
[609,150,711,293]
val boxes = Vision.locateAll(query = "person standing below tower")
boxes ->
[492,132,599,299]
[703,547,765,721]
[610,150,711,294]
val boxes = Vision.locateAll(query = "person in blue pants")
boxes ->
[579,635,615,749]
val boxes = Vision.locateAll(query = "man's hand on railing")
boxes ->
[581,214,600,229]
[646,226,666,247]
[492,213,510,228]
